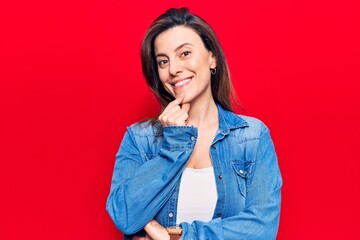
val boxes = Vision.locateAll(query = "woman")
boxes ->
[107,7,282,240]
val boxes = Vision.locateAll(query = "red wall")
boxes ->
[1,0,359,239]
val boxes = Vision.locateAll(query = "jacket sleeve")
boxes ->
[180,125,282,240]
[106,125,197,235]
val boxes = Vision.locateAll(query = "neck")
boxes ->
[187,97,218,128]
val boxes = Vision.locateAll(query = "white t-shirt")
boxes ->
[176,167,218,224]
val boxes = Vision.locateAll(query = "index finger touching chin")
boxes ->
[181,103,191,113]
[174,94,184,104]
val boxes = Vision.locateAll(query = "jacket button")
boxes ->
[218,175,223,180]
[217,212,222,217]
[168,212,174,218]
[190,136,195,141]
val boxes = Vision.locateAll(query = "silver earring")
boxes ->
[210,68,217,75]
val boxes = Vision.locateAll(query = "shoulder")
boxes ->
[238,115,268,131]
[234,114,270,140]
[217,104,269,138]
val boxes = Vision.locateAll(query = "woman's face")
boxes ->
[154,26,216,104]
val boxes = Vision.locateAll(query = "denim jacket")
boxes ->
[106,104,282,240]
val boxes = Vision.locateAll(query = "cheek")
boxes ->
[157,69,173,93]
[187,59,211,80]
[157,69,168,84]
[185,58,199,70]
[186,55,209,72]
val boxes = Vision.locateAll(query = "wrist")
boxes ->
[144,220,171,240]
[166,226,182,240]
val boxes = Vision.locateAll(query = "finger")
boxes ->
[175,111,189,126]
[158,95,187,126]
[164,108,187,126]
[132,237,146,240]
[174,94,185,104]
[159,95,183,117]
[163,104,181,118]
[181,103,191,114]
[159,106,181,125]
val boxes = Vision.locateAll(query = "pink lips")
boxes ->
[171,77,193,90]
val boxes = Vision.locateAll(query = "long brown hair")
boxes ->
[141,7,236,114]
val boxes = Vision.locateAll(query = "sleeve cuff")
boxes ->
[162,126,198,150]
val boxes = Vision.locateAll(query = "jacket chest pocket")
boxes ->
[231,160,254,197]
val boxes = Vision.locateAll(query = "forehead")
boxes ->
[154,26,204,54]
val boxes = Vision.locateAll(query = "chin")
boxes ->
[181,95,193,104]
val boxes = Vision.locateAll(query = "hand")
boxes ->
[158,95,190,126]
[132,235,153,240]
[144,219,170,240]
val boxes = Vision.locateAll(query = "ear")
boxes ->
[209,51,217,68]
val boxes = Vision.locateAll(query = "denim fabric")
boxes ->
[106,104,282,240]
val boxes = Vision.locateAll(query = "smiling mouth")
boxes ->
[172,77,192,88]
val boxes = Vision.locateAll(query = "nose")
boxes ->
[169,58,183,76]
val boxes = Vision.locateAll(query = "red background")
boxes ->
[1,0,359,239]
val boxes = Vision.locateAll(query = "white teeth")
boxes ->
[174,78,191,87]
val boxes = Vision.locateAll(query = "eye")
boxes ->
[158,59,168,68]
[180,51,191,58]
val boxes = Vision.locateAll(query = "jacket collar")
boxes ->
[216,103,249,135]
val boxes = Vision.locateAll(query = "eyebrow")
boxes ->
[155,43,192,58]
